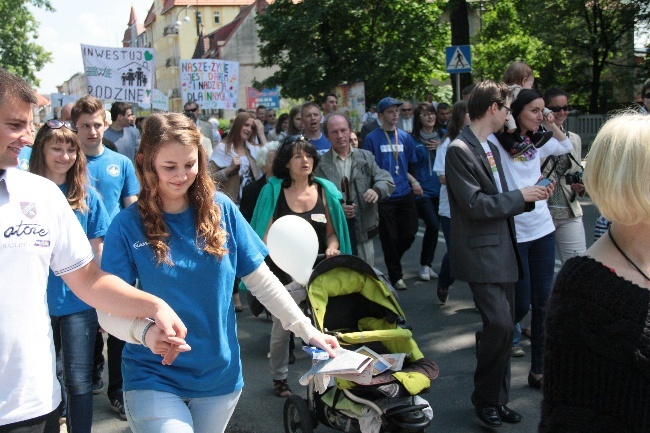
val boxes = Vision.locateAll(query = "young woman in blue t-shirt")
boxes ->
[30,120,110,433]
[97,113,338,433]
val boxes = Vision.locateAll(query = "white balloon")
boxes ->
[267,215,318,285]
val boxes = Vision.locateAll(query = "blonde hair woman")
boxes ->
[541,113,650,432]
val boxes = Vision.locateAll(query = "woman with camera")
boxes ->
[493,89,573,390]
[541,88,586,264]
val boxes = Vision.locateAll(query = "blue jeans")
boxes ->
[437,216,454,289]
[50,308,98,433]
[514,231,556,375]
[124,389,242,433]
[415,196,440,266]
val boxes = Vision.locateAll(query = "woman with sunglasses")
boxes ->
[249,135,351,398]
[96,114,338,433]
[29,120,110,433]
[541,88,586,265]
[409,102,442,282]
[493,89,573,390]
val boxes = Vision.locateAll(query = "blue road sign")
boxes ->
[446,45,472,74]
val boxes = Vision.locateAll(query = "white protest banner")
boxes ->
[151,88,169,111]
[180,59,239,110]
[81,44,155,104]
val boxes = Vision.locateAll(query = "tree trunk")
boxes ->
[590,49,601,113]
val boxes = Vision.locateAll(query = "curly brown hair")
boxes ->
[30,125,88,212]
[136,113,228,265]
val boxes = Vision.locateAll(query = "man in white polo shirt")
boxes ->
[0,69,187,433]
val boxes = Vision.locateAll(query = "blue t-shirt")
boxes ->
[363,128,417,199]
[101,192,267,397]
[85,148,140,221]
[18,146,32,171]
[103,126,140,163]
[47,185,110,316]
[412,140,441,199]
[309,134,332,155]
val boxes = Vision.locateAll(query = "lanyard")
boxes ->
[382,128,400,175]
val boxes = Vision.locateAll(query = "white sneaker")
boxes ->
[394,279,407,290]
[429,268,439,279]
[418,266,431,281]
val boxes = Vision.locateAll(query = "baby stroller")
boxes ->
[283,255,439,433]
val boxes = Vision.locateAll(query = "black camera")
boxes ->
[565,171,584,185]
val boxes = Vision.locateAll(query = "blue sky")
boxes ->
[31,1,151,94]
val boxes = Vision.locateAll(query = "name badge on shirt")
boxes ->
[379,144,404,153]
[311,214,327,224]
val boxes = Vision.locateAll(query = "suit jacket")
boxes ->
[314,148,395,242]
[397,116,413,133]
[445,126,530,284]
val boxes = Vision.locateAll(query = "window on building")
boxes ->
[214,11,220,24]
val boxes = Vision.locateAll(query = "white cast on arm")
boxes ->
[97,310,152,346]
[242,261,319,343]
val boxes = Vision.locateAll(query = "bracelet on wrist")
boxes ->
[141,320,155,349]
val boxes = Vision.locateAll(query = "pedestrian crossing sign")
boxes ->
[446,45,472,74]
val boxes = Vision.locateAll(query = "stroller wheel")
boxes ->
[283,395,314,433]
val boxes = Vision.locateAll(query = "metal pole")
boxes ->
[455,74,461,103]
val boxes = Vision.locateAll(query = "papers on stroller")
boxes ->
[299,347,373,391]
[355,346,392,376]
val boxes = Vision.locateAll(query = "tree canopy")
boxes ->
[0,0,53,86]
[256,0,449,103]
[474,0,650,113]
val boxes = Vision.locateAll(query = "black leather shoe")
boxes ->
[497,405,522,424]
[528,371,543,389]
[475,404,502,428]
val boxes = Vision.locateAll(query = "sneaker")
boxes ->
[394,279,407,290]
[109,395,127,420]
[429,268,439,279]
[91,377,104,395]
[273,379,292,398]
[418,266,430,281]
[511,346,525,357]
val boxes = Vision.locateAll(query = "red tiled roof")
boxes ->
[161,0,255,15]
[208,5,252,42]
[144,3,156,26]
[128,6,138,25]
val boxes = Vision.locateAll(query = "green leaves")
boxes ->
[256,0,447,102]
[0,0,53,86]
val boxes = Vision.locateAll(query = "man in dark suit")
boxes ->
[445,80,549,428]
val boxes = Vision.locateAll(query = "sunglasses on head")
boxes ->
[46,119,77,132]
[547,105,570,113]
[282,135,308,148]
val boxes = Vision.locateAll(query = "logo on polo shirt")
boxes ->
[20,202,37,219]
[107,164,120,177]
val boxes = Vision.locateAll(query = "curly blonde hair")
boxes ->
[136,113,228,265]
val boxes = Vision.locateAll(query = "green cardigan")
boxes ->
[250,176,352,255]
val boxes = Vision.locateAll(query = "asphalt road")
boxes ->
[90,196,600,433]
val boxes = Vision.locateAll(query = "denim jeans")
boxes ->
[51,308,98,433]
[437,216,454,289]
[124,389,241,433]
[514,231,556,375]
[415,196,440,267]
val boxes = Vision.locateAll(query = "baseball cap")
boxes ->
[377,97,403,114]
